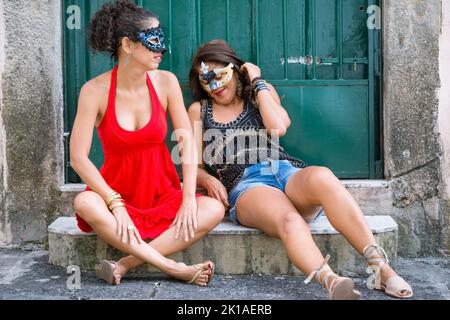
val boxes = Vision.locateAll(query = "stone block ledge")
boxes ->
[48,216,398,276]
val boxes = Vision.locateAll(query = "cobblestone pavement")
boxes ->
[0,249,448,300]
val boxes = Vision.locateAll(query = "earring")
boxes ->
[237,81,243,97]
[124,54,131,66]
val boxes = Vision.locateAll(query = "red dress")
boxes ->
[76,66,203,239]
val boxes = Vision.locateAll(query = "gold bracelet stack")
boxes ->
[105,190,126,211]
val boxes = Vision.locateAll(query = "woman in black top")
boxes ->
[187,40,413,300]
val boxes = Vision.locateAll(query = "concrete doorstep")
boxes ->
[48,215,398,276]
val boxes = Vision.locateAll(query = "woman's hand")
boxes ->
[241,63,291,134]
[111,205,143,245]
[240,62,262,82]
[204,175,230,209]
[170,197,199,242]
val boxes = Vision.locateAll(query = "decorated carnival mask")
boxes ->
[138,27,168,54]
[199,62,234,92]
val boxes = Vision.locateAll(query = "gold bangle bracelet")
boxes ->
[109,198,124,207]
[106,191,120,198]
[106,190,116,196]
[109,202,126,211]
[107,194,122,206]
[106,192,122,206]
[106,190,118,199]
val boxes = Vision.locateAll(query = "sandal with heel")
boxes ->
[304,254,361,300]
[363,244,413,299]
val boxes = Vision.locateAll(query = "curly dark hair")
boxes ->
[88,0,158,59]
[189,40,252,102]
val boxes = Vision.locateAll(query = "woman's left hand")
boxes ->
[170,197,198,242]
[240,62,262,83]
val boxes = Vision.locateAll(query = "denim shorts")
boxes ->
[228,159,325,225]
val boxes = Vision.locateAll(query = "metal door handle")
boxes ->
[316,57,337,66]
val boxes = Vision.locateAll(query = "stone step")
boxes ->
[48,215,398,276]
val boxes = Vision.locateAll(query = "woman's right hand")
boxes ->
[111,205,143,245]
[204,175,230,208]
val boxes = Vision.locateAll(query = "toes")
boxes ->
[196,273,209,286]
[187,261,214,286]
[199,271,209,281]
[400,290,412,296]
[195,278,208,286]
[203,261,213,270]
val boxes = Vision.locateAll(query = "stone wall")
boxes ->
[384,0,449,256]
[438,0,450,254]
[0,0,10,247]
[0,0,64,246]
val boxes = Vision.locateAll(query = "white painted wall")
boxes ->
[439,0,450,200]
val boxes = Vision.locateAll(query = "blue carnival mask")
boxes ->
[138,27,168,54]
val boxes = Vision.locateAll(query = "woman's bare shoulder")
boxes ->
[82,70,112,96]
[85,71,112,94]
[188,101,202,117]
[148,69,178,87]
[77,70,112,126]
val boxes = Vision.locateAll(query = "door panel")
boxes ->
[278,85,369,177]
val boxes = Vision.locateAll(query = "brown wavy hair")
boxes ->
[189,40,252,101]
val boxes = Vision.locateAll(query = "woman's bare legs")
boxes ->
[284,166,410,297]
[74,191,224,286]
[111,196,225,279]
[235,186,350,295]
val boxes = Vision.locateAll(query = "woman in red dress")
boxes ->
[70,0,225,286]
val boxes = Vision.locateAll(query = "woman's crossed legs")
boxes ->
[74,191,225,286]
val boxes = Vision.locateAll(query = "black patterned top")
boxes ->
[200,98,308,193]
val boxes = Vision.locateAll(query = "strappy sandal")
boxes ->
[363,244,413,299]
[95,260,121,285]
[304,254,361,300]
[187,261,215,286]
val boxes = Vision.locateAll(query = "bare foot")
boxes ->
[113,260,129,281]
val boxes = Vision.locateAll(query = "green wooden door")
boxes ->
[63,0,382,183]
